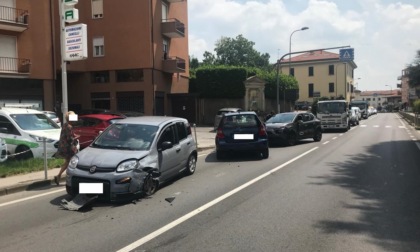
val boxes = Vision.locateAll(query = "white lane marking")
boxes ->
[0,188,65,208]
[360,125,367,127]
[398,126,406,129]
[373,125,379,128]
[332,137,337,140]
[117,147,319,252]
[323,141,330,145]
[385,125,392,128]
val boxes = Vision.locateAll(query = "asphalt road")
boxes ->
[1,113,420,252]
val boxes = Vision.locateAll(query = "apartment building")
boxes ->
[0,0,56,111]
[54,0,189,115]
[1,0,189,116]
[280,50,357,106]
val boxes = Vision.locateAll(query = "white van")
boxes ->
[0,107,61,160]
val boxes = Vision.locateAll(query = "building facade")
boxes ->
[280,50,357,108]
[353,89,402,110]
[0,0,56,111]
[1,0,189,116]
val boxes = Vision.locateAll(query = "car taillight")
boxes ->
[216,128,225,139]
[258,125,267,136]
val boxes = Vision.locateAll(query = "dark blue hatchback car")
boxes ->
[215,111,269,159]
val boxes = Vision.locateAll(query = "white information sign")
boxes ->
[64,23,87,61]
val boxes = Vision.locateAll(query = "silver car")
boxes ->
[214,108,242,130]
[65,116,197,202]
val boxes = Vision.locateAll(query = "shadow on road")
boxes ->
[311,140,420,251]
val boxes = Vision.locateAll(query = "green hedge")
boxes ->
[413,99,420,113]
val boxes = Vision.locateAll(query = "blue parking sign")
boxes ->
[339,48,354,62]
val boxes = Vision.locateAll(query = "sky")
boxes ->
[187,0,420,92]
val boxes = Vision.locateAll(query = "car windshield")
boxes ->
[11,114,60,130]
[318,102,346,113]
[92,123,158,151]
[266,113,295,123]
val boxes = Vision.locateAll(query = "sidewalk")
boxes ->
[0,127,216,197]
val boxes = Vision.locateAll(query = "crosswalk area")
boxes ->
[358,125,406,129]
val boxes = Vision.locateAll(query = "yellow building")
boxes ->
[280,50,357,106]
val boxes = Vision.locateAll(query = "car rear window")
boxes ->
[221,114,258,128]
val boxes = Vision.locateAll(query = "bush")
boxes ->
[413,99,420,113]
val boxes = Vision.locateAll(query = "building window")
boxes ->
[308,66,314,76]
[116,91,144,113]
[93,37,104,57]
[91,71,109,83]
[366,98,371,101]
[378,98,381,101]
[308,83,314,98]
[328,65,334,75]
[162,2,168,21]
[91,92,110,110]
[329,83,334,93]
[373,98,376,101]
[92,0,103,19]
[290,68,294,76]
[116,69,144,82]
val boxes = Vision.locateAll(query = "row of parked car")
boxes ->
[214,108,324,160]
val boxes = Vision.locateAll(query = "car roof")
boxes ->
[114,116,188,126]
[79,114,125,120]
[0,107,42,115]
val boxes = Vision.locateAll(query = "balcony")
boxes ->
[165,0,185,3]
[0,6,29,32]
[0,57,31,74]
[162,56,185,73]
[161,18,185,38]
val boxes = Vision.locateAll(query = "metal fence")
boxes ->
[0,57,31,74]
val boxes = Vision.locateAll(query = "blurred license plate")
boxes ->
[79,183,103,194]
[234,134,254,140]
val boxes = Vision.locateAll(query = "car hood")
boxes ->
[76,147,150,167]
[26,129,61,140]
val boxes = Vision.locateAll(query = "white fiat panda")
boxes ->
[0,107,61,160]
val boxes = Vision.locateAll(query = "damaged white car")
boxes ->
[65,116,197,202]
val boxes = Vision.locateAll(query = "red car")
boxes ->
[73,114,125,149]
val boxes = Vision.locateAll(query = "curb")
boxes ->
[0,176,66,197]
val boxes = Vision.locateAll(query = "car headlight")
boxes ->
[29,135,55,143]
[68,156,79,169]
[117,159,140,172]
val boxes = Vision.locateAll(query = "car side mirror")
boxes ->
[158,141,173,151]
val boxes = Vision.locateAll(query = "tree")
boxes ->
[204,34,270,69]
[189,56,199,69]
[408,50,420,88]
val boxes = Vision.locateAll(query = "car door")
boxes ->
[174,121,193,171]
[305,113,316,138]
[0,115,22,154]
[157,124,182,181]
[295,113,306,139]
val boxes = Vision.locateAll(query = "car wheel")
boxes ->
[287,133,297,146]
[15,145,33,160]
[216,150,225,160]
[313,130,322,142]
[261,148,269,159]
[143,175,158,196]
[185,154,197,175]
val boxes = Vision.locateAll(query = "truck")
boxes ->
[349,100,369,119]
[316,100,350,132]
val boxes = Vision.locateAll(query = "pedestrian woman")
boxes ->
[54,111,79,185]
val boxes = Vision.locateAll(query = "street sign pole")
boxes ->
[59,0,68,123]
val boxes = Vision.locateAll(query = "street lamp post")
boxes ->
[285,27,308,110]
[385,84,392,106]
